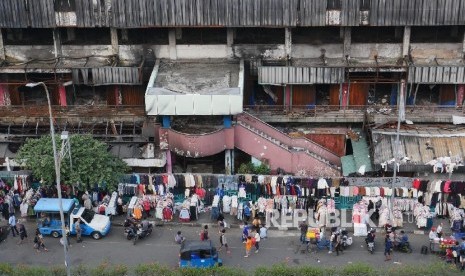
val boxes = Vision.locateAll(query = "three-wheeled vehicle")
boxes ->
[179,240,223,268]
[34,198,111,240]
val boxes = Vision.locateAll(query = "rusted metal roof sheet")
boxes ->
[76,0,112,27]
[0,0,55,28]
[111,0,299,27]
[369,0,465,26]
[408,66,465,84]
[72,67,142,86]
[372,128,465,165]
[258,66,345,85]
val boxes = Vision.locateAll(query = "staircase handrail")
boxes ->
[238,112,341,164]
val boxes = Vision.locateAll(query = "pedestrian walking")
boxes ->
[17,220,27,244]
[244,236,253,258]
[75,218,82,243]
[254,230,261,253]
[8,213,19,237]
[34,229,48,253]
[218,229,230,253]
[384,236,393,261]
[299,219,308,244]
[242,222,249,243]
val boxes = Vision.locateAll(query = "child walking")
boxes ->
[218,229,230,254]
[244,236,253,257]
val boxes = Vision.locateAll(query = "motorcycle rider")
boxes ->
[366,229,376,252]
[366,229,376,244]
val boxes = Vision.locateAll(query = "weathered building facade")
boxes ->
[0,0,464,176]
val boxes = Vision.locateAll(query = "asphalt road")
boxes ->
[0,220,440,271]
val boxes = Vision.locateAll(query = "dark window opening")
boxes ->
[235,28,284,44]
[292,27,342,44]
[119,28,169,45]
[55,0,76,12]
[315,85,331,105]
[352,27,403,43]
[68,86,108,106]
[60,28,111,45]
[176,28,226,45]
[3,28,54,45]
[411,26,465,43]
[360,0,371,10]
[327,0,342,9]
[345,139,353,155]
[413,84,440,105]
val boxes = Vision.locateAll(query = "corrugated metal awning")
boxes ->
[408,66,465,84]
[258,66,345,85]
[372,128,465,165]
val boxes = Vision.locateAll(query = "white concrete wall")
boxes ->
[293,44,343,59]
[176,45,228,59]
[62,45,113,57]
[350,43,402,59]
[410,43,462,60]
[5,45,55,60]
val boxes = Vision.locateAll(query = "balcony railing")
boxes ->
[0,105,146,119]
[244,105,465,118]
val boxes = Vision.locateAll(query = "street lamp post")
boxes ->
[26,82,71,276]
[390,80,405,226]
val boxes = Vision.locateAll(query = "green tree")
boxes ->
[16,134,129,192]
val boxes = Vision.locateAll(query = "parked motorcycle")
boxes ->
[394,241,412,253]
[132,221,153,245]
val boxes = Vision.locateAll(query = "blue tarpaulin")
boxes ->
[33,198,75,213]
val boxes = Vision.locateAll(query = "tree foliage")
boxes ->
[16,134,129,192]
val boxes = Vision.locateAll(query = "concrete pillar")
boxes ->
[58,85,67,107]
[166,150,172,173]
[225,149,234,175]
[343,27,351,58]
[227,28,234,58]
[168,29,177,60]
[110,28,118,56]
[67,28,76,41]
[0,29,5,60]
[399,80,406,122]
[285,85,291,110]
[162,115,171,128]
[285,28,292,59]
[223,115,232,128]
[402,26,411,57]
[52,28,62,58]
[462,29,465,57]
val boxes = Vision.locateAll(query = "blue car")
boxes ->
[179,240,223,268]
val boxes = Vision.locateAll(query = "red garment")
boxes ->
[195,188,206,199]
[412,178,420,190]
[162,175,168,184]
[444,180,451,193]
[143,200,151,211]
[380,187,385,197]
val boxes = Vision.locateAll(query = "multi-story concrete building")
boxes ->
[0,0,464,178]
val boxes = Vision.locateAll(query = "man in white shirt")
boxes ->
[8,214,19,237]
[436,223,443,239]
